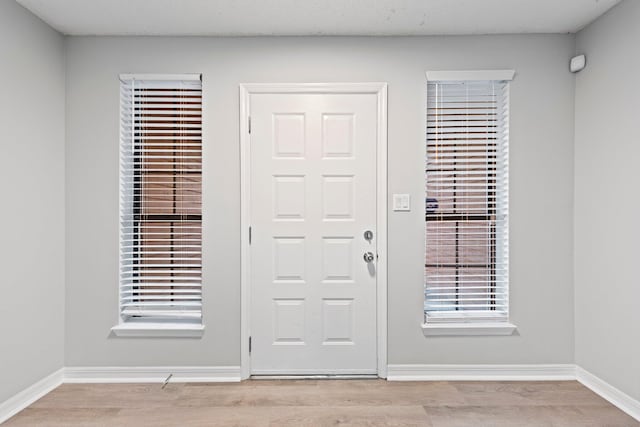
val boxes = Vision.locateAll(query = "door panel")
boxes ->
[250,93,378,375]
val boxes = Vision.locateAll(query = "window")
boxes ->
[424,70,515,335]
[114,74,203,337]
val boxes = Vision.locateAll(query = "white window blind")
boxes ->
[425,77,510,324]
[119,74,203,325]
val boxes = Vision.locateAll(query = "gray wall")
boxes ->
[0,0,66,402]
[64,34,576,368]
[2,0,637,404]
[575,0,640,402]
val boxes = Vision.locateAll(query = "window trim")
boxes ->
[111,323,205,338]
[426,70,515,83]
[422,322,517,336]
[114,73,204,337]
[423,69,516,336]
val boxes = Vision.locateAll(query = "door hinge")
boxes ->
[248,116,251,134]
[249,336,252,354]
[249,226,252,244]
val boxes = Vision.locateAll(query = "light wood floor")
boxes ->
[4,380,639,426]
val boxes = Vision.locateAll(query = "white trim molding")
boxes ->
[426,70,515,82]
[576,366,640,422]
[119,73,201,82]
[238,82,388,94]
[387,364,576,381]
[422,322,517,336]
[387,364,640,421]
[64,366,241,383]
[111,323,205,338]
[0,368,64,424]
[3,365,639,423]
[239,82,389,380]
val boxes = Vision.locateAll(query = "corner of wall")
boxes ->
[62,32,69,369]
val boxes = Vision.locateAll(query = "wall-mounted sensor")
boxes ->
[570,54,586,73]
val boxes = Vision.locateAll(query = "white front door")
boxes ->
[249,91,379,375]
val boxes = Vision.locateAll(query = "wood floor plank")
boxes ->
[424,405,639,427]
[449,381,613,407]
[29,383,183,409]
[265,406,432,427]
[3,408,121,427]
[4,380,637,426]
[107,406,431,427]
[177,380,466,407]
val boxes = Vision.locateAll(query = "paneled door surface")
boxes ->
[249,92,378,375]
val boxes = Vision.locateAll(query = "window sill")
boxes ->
[111,323,205,338]
[422,322,517,337]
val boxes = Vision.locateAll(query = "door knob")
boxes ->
[363,252,375,263]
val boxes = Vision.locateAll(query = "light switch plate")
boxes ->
[393,194,411,211]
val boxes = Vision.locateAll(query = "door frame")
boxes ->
[239,83,388,380]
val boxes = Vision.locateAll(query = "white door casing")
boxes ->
[240,83,387,378]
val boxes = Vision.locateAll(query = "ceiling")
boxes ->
[17,0,621,36]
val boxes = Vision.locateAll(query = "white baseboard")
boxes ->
[387,364,640,422]
[386,364,576,381]
[3,364,639,424]
[576,366,640,422]
[0,368,64,424]
[64,366,242,383]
